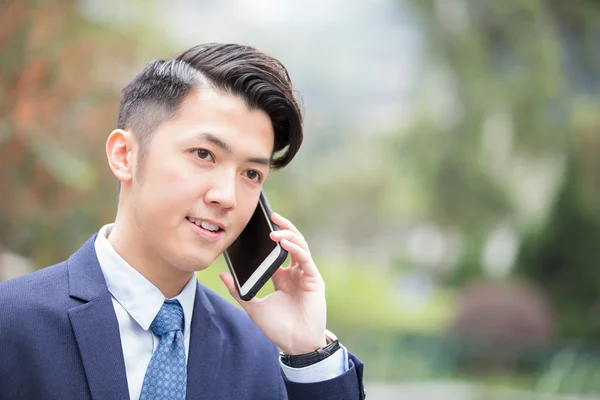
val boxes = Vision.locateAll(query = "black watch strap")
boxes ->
[280,340,341,368]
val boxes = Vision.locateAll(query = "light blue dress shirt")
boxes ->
[94,224,347,400]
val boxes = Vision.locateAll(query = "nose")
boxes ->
[204,171,237,210]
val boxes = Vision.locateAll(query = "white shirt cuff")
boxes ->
[280,344,349,383]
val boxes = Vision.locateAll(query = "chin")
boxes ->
[188,260,213,272]
[176,250,220,272]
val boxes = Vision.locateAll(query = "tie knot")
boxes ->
[150,300,184,336]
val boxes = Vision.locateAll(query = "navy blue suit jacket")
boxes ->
[0,235,365,399]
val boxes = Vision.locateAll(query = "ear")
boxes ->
[106,129,136,184]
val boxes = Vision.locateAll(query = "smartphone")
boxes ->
[223,190,288,301]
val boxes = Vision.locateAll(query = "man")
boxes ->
[0,44,365,399]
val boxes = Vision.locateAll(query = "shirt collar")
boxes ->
[94,223,197,337]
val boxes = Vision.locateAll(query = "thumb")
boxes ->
[219,272,254,311]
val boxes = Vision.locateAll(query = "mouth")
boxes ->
[185,216,225,233]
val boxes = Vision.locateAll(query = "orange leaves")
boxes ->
[15,57,48,95]
[0,0,138,264]
[28,2,72,52]
[11,58,50,133]
[0,1,27,48]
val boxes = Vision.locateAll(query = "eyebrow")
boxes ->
[193,132,271,167]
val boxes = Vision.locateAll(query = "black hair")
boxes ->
[116,43,303,171]
[175,43,303,169]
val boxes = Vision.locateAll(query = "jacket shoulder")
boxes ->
[0,261,70,315]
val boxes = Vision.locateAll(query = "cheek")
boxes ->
[139,161,197,219]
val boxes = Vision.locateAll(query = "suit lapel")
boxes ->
[67,235,130,400]
[69,294,130,400]
[186,283,225,400]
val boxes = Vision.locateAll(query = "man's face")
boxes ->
[129,88,274,272]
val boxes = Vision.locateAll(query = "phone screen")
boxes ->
[226,201,277,287]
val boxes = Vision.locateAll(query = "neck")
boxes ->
[107,210,194,299]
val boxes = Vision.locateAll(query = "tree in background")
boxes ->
[401,0,600,337]
[0,0,139,266]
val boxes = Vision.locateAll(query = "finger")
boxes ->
[270,230,309,252]
[279,239,321,278]
[271,213,304,239]
[270,266,289,289]
[219,272,257,310]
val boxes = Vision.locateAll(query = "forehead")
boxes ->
[153,87,275,156]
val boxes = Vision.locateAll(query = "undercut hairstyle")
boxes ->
[117,43,303,172]
[117,59,205,162]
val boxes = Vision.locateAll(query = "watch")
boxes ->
[280,330,341,368]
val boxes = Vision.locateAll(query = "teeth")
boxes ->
[188,217,219,232]
[200,221,219,232]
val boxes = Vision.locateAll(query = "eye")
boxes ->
[193,149,214,162]
[243,169,262,182]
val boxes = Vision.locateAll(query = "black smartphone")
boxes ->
[223,190,288,301]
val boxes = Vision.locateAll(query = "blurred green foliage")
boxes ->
[398,0,600,339]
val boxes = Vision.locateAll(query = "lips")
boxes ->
[186,216,225,242]
[186,217,217,232]
[185,216,225,232]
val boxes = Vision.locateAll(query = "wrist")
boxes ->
[280,330,340,368]
[283,338,328,356]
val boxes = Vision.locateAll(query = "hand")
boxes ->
[219,213,327,355]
